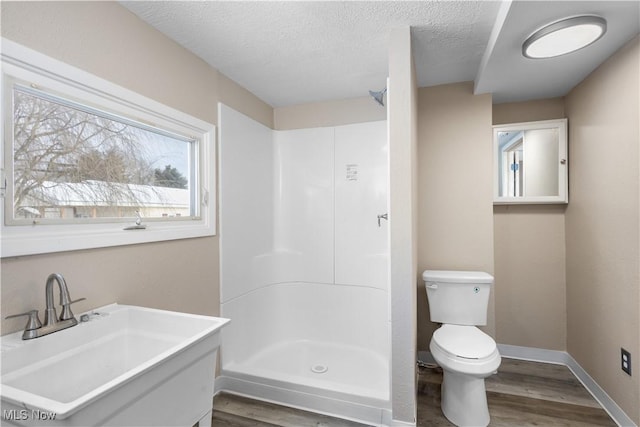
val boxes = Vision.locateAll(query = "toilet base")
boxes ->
[440,370,490,427]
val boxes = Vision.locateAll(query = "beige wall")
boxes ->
[493,205,566,350]
[273,96,386,130]
[493,97,565,125]
[417,82,494,350]
[565,36,640,424]
[1,1,272,335]
[492,98,567,351]
[1,1,217,124]
[219,73,273,129]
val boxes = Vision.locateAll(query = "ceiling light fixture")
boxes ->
[523,15,607,59]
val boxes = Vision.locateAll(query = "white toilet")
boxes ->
[423,270,501,427]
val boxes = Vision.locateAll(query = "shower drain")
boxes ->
[311,364,328,374]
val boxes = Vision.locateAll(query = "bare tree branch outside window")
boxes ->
[12,86,192,220]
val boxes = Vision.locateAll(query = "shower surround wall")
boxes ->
[218,104,390,424]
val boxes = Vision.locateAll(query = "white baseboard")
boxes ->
[497,344,636,427]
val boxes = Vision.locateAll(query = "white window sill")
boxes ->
[0,219,215,258]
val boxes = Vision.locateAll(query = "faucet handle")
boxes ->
[5,309,43,331]
[60,298,86,321]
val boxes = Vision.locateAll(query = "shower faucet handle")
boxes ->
[377,213,388,227]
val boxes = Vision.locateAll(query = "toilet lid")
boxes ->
[433,324,497,359]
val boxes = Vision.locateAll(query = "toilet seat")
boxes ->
[433,324,496,359]
[430,325,501,376]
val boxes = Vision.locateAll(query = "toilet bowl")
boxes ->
[430,324,501,427]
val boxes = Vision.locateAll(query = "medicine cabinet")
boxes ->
[493,118,568,204]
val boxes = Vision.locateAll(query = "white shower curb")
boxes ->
[215,373,394,427]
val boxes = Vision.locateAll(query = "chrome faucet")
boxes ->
[45,273,75,325]
[5,273,85,340]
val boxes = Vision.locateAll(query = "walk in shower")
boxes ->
[217,104,390,425]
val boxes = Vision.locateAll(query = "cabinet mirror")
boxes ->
[493,118,568,204]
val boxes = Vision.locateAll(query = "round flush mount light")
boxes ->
[523,15,607,59]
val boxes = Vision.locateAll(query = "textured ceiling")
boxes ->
[476,1,640,103]
[121,1,639,108]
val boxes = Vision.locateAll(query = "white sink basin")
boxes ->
[1,304,229,426]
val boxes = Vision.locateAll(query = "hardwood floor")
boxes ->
[419,359,617,427]
[210,359,617,427]
[212,393,366,427]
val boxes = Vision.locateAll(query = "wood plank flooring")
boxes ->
[419,359,616,427]
[209,359,617,427]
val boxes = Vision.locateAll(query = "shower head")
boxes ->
[369,87,387,107]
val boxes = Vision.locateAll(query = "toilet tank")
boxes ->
[423,270,494,326]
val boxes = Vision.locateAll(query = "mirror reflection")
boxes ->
[494,119,567,204]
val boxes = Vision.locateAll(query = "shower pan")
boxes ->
[217,104,390,425]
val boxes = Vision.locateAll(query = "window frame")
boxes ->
[1,39,216,257]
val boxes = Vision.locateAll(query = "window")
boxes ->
[1,39,216,257]
[11,85,198,222]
